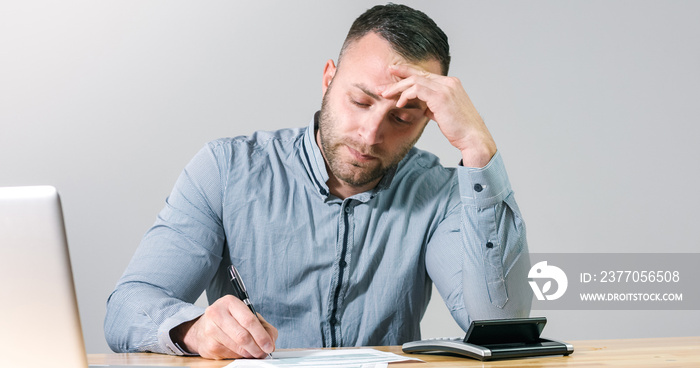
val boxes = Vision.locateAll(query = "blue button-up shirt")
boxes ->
[105,115,532,355]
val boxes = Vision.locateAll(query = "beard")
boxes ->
[318,86,422,188]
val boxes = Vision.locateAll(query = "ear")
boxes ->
[322,59,336,95]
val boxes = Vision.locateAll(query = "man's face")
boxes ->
[318,32,442,189]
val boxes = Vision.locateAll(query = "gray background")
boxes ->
[1,0,698,354]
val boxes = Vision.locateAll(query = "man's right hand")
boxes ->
[171,295,278,360]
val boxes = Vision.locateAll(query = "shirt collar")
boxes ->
[301,112,331,198]
[300,111,398,203]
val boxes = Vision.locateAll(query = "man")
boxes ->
[105,4,531,360]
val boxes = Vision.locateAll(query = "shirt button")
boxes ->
[344,207,351,213]
[486,242,494,248]
[474,184,483,192]
[319,188,328,196]
[330,316,337,325]
[339,260,347,268]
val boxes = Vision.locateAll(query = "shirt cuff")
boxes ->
[458,151,512,208]
[158,305,206,356]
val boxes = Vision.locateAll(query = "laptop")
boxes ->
[0,186,91,368]
[0,185,188,368]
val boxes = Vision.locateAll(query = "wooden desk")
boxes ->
[89,336,700,367]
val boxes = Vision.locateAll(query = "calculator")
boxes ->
[402,317,574,361]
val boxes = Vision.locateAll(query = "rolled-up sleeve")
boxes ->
[425,151,532,332]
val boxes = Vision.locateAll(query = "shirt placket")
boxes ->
[325,198,354,347]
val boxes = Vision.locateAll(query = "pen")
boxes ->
[228,264,273,359]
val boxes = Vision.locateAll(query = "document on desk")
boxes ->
[225,348,422,368]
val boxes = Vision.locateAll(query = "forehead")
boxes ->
[337,32,442,83]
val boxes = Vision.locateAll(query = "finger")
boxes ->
[380,75,444,102]
[389,63,434,79]
[227,301,276,357]
[378,76,415,99]
[216,309,267,358]
[258,314,279,345]
[395,84,419,108]
[200,296,265,358]
[202,319,253,359]
[194,308,251,359]
[395,83,441,111]
[378,63,438,97]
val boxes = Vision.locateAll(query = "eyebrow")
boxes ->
[352,83,423,110]
[353,83,381,100]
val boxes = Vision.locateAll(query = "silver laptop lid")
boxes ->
[0,186,88,368]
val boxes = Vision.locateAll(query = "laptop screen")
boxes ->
[0,186,89,368]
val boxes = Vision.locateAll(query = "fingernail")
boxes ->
[263,342,274,353]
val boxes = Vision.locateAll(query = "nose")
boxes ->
[357,111,385,146]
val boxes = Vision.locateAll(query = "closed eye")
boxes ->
[392,113,413,125]
[351,99,371,108]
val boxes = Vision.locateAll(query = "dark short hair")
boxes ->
[339,3,450,75]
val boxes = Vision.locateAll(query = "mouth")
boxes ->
[345,145,377,162]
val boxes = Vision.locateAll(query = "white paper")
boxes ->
[224,348,421,368]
